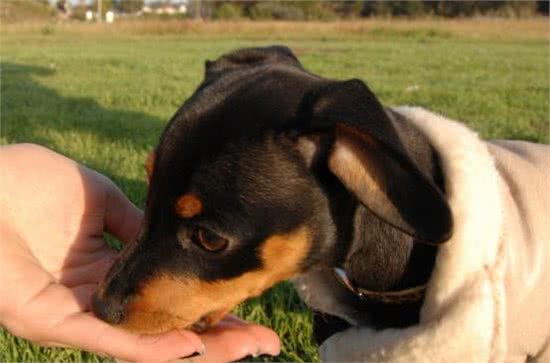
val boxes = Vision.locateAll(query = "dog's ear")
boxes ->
[204,45,302,81]
[300,79,452,244]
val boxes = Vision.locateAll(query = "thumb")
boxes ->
[103,179,143,246]
[192,316,281,362]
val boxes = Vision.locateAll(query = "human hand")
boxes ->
[0,144,280,362]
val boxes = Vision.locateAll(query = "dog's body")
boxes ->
[297,107,550,362]
[92,46,550,362]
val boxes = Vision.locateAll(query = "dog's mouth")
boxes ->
[116,306,227,335]
[188,308,229,333]
[189,315,212,333]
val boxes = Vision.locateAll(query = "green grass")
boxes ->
[1,20,548,362]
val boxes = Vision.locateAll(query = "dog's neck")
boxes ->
[339,108,445,294]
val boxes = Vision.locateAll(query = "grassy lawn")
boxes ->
[1,19,548,362]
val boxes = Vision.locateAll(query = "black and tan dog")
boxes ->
[92,45,454,337]
[92,45,453,339]
[94,45,550,363]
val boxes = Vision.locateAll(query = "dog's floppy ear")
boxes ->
[204,45,302,81]
[300,79,452,244]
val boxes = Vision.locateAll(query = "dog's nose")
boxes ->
[91,291,126,325]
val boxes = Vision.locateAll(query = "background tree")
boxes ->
[115,0,143,14]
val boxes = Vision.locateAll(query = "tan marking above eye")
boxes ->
[175,194,203,218]
[121,226,311,334]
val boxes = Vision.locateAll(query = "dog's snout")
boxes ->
[92,236,143,325]
[92,292,126,325]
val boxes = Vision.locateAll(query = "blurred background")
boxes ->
[1,0,549,21]
[1,1,548,362]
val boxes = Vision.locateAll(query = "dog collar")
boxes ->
[333,267,427,305]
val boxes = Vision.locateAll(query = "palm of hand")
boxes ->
[0,145,279,362]
[14,163,128,316]
[0,145,147,353]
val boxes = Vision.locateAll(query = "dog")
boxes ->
[93,46,550,362]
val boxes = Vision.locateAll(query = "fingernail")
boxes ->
[260,346,280,357]
[177,329,204,352]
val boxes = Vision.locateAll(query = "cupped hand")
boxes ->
[0,144,280,362]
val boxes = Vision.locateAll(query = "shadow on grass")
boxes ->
[1,62,165,149]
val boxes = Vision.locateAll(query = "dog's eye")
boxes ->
[192,228,228,252]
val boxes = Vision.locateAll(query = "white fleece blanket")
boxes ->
[297,107,508,363]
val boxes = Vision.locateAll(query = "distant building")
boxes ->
[143,1,187,15]
[105,10,114,22]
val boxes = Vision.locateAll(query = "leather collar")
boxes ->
[333,267,426,305]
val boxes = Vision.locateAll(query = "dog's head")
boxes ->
[92,46,452,334]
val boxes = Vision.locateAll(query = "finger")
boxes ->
[51,313,204,363]
[59,240,115,270]
[59,250,117,287]
[216,314,249,325]
[69,283,98,311]
[192,319,281,363]
[103,181,143,245]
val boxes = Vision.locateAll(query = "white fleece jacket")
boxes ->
[293,107,550,363]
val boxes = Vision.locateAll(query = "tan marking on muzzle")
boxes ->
[120,226,310,334]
